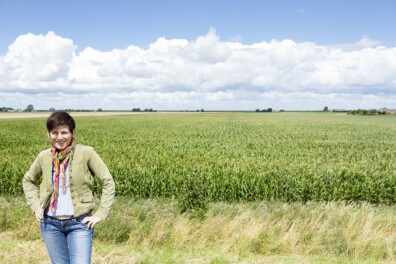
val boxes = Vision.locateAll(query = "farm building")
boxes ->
[379,107,396,114]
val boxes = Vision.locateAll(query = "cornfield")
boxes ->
[1,112,395,204]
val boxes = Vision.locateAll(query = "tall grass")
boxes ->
[1,197,395,263]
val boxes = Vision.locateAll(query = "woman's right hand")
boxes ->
[35,207,44,221]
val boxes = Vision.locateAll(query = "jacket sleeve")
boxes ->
[87,148,116,220]
[22,154,43,213]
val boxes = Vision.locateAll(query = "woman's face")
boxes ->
[48,125,74,151]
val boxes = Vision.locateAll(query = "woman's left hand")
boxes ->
[82,215,101,229]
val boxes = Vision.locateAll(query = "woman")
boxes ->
[22,111,115,264]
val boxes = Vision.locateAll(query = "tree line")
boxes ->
[349,109,389,115]
[255,108,273,112]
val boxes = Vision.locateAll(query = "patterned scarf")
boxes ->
[49,140,76,213]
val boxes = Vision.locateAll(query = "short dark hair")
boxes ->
[46,111,76,132]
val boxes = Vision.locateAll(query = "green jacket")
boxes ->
[22,144,115,220]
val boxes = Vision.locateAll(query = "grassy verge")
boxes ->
[1,196,395,263]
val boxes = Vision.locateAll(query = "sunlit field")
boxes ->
[1,112,395,203]
[1,112,395,263]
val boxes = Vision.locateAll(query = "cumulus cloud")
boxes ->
[0,29,395,110]
[0,32,75,89]
[331,36,382,51]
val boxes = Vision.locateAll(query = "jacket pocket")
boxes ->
[79,196,93,203]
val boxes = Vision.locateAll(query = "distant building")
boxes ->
[7,109,21,113]
[379,107,396,114]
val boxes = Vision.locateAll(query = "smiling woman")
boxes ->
[22,111,116,264]
[48,125,74,150]
[46,112,76,151]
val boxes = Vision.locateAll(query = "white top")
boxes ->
[46,165,75,217]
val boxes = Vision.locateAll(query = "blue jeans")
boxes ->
[40,214,93,264]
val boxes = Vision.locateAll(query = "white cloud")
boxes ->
[181,27,232,63]
[331,36,382,51]
[0,29,395,110]
[1,32,75,89]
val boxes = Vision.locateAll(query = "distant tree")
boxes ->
[255,109,260,112]
[200,109,204,112]
[323,106,329,112]
[49,108,55,111]
[97,108,103,112]
[132,108,141,112]
[369,109,377,115]
[25,104,34,112]
[350,108,381,115]
[267,108,272,112]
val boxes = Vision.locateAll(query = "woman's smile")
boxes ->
[48,125,74,151]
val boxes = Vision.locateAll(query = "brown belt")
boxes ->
[45,212,91,221]
[47,215,74,220]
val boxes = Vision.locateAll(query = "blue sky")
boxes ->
[0,0,395,110]
[2,0,395,52]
